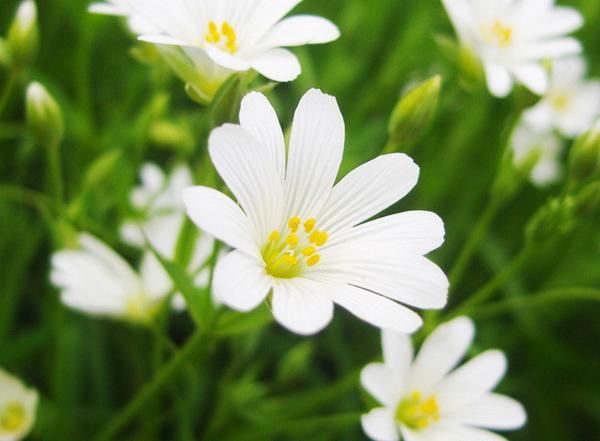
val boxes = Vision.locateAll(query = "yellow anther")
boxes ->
[288,217,301,233]
[307,254,321,266]
[303,219,316,233]
[282,254,298,265]
[553,93,569,110]
[420,397,439,415]
[314,231,328,247]
[286,234,299,246]
[206,21,220,43]
[411,391,421,401]
[433,415,441,422]
[417,418,430,429]
[0,402,26,432]
[407,406,418,417]
[301,246,316,256]
[493,21,512,45]
[269,231,279,242]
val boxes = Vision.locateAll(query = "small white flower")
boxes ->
[440,0,583,97]
[523,56,600,138]
[126,0,340,98]
[510,122,564,186]
[0,367,38,441]
[51,233,172,322]
[88,0,159,35]
[183,89,448,335]
[360,317,527,441]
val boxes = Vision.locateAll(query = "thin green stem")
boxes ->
[448,196,504,289]
[46,140,64,212]
[448,245,534,318]
[92,329,210,441]
[468,287,600,319]
[0,70,18,119]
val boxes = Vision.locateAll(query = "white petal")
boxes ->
[271,277,334,335]
[208,124,285,241]
[284,89,345,220]
[319,154,419,233]
[335,211,444,254]
[258,15,340,48]
[360,363,403,407]
[88,3,126,15]
[511,64,548,95]
[518,38,582,61]
[522,7,583,39]
[484,63,513,98]
[361,408,400,441]
[212,250,271,312]
[436,350,508,412]
[138,34,192,47]
[249,47,301,82]
[521,102,553,133]
[448,393,527,430]
[205,44,251,72]
[382,328,414,372]
[408,317,475,393]
[439,0,476,44]
[231,0,304,45]
[183,186,259,258]
[329,283,423,333]
[423,422,511,441]
[239,92,286,179]
[139,252,173,299]
[313,246,448,309]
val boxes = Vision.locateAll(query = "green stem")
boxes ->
[0,70,18,119]
[448,196,503,288]
[448,245,534,318]
[46,140,64,212]
[468,287,600,318]
[92,329,210,441]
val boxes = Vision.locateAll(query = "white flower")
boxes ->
[88,0,159,35]
[183,89,448,335]
[51,233,174,322]
[441,0,583,97]
[510,122,564,186]
[360,317,527,441]
[523,56,600,138]
[0,368,38,441]
[126,0,340,98]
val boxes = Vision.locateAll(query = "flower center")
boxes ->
[395,391,441,431]
[0,401,26,434]
[205,21,237,54]
[481,20,513,47]
[125,293,159,322]
[262,217,328,279]
[552,92,569,110]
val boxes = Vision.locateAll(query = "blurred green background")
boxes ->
[1,0,600,439]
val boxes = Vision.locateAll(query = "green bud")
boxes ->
[26,82,65,147]
[7,0,38,69]
[568,119,600,183]
[525,197,575,246]
[388,75,441,149]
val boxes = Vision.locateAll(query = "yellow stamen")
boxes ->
[301,246,316,256]
[303,218,316,233]
[206,21,220,43]
[0,402,26,432]
[416,418,430,429]
[288,217,301,233]
[420,397,439,415]
[307,254,321,266]
[395,390,441,432]
[286,234,299,246]
[314,231,328,247]
[411,391,421,401]
[282,254,298,265]
[269,231,279,242]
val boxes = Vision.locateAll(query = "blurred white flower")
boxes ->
[523,56,600,138]
[440,0,583,97]
[88,0,159,35]
[0,368,38,441]
[183,89,448,335]
[510,122,564,186]
[360,317,527,441]
[51,233,173,322]
[125,0,340,99]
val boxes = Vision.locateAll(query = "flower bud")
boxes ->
[525,196,575,246]
[568,119,600,183]
[388,75,441,148]
[26,82,64,147]
[7,0,38,69]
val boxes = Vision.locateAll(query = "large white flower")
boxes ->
[51,233,175,322]
[88,0,159,35]
[126,0,340,98]
[440,0,583,97]
[522,56,600,138]
[183,89,449,335]
[510,122,564,186]
[360,317,527,441]
[0,367,38,441]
